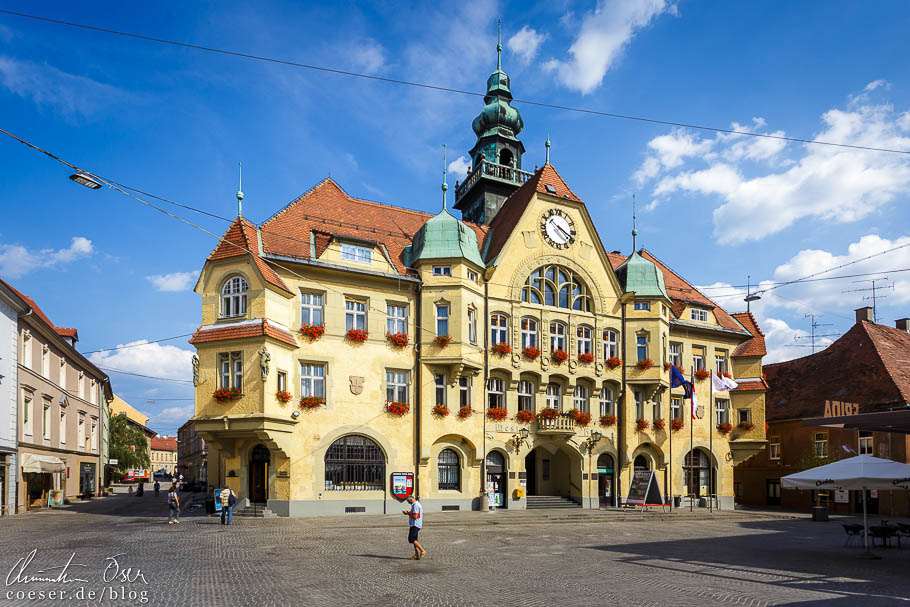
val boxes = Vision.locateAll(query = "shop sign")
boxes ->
[823,400,859,417]
[391,472,414,500]
[834,490,849,503]
[625,470,664,506]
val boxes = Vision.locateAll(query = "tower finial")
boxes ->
[497,18,502,70]
[632,193,638,253]
[236,161,244,218]
[441,144,448,210]
[545,133,551,164]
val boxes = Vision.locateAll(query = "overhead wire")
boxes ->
[1,9,909,156]
[97,366,193,384]
[82,333,195,354]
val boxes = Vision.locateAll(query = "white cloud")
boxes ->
[89,341,194,382]
[544,0,676,94]
[346,38,387,74]
[636,86,910,244]
[507,26,547,63]
[447,155,471,182]
[0,55,129,118]
[146,271,199,292]
[154,405,194,424]
[0,236,93,278]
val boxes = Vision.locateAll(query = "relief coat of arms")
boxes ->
[349,376,364,395]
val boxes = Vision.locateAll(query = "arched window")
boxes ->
[499,148,514,167]
[487,378,505,408]
[221,276,248,318]
[521,265,592,312]
[599,387,614,416]
[684,449,712,497]
[577,325,592,355]
[573,385,589,413]
[549,321,566,351]
[520,318,538,348]
[490,314,509,346]
[634,455,650,472]
[517,380,535,411]
[324,435,385,491]
[603,329,618,359]
[438,449,460,491]
[546,383,561,410]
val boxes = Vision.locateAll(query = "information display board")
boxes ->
[391,472,414,500]
[625,470,664,506]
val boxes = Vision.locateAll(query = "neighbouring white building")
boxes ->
[0,281,28,516]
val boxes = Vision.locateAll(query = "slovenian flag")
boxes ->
[670,366,698,419]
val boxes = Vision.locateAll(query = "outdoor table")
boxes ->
[869,525,899,548]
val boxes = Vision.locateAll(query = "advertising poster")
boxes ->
[391,472,414,499]
[48,490,64,506]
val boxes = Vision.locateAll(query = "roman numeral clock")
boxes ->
[540,208,576,249]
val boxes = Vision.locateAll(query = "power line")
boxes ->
[697,267,910,291]
[82,333,194,354]
[97,366,193,384]
[2,9,909,156]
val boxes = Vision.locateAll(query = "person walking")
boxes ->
[167,485,180,524]
[154,481,160,497]
[402,495,426,559]
[220,487,236,525]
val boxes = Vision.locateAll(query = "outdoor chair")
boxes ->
[869,525,899,548]
[842,523,864,546]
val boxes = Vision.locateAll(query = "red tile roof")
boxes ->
[731,380,769,392]
[1,279,80,342]
[208,217,291,293]
[763,320,910,420]
[484,163,582,263]
[189,319,297,348]
[731,312,767,357]
[151,436,178,451]
[259,178,488,275]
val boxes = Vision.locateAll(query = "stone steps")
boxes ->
[234,503,278,518]
[525,495,581,509]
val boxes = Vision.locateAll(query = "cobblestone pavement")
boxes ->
[1,490,908,607]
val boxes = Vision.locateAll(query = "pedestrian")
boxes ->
[135,482,144,497]
[167,485,180,524]
[402,495,426,560]
[220,487,236,525]
[154,481,160,497]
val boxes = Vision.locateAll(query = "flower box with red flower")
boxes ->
[385,401,410,416]
[486,407,508,421]
[213,388,242,402]
[538,408,560,421]
[300,323,326,341]
[695,369,710,381]
[299,396,325,410]
[636,358,654,370]
[635,418,650,431]
[386,332,409,348]
[456,406,473,419]
[721,371,733,379]
[434,334,452,348]
[431,403,449,417]
[275,390,292,404]
[599,414,617,427]
[578,352,595,364]
[522,346,540,360]
[738,421,754,431]
[515,410,536,424]
[491,342,512,357]
[605,356,623,370]
[717,421,733,434]
[574,412,592,426]
[663,362,671,371]
[551,349,569,364]
[670,418,685,431]
[653,418,666,430]
[346,328,369,343]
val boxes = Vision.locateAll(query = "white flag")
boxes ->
[712,373,738,392]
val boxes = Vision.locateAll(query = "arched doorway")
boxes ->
[683,449,715,499]
[597,453,615,508]
[249,445,270,503]
[486,451,507,508]
[633,454,650,472]
[524,445,581,502]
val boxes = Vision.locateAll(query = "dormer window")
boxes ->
[221,276,248,318]
[634,301,650,311]
[433,266,452,277]
[341,243,372,264]
[690,308,709,323]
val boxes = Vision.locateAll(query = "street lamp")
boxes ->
[511,427,530,453]
[69,171,103,189]
[583,430,603,454]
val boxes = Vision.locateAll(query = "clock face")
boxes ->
[540,209,576,249]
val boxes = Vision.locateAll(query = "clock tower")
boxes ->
[453,24,528,226]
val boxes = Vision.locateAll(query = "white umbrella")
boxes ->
[782,455,910,556]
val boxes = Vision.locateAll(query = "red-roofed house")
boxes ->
[150,436,178,477]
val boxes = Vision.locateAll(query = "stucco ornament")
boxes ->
[695,405,705,419]
[349,376,364,395]
[258,347,270,380]
[192,355,200,387]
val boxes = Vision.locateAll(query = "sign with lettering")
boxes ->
[823,400,860,417]
[625,470,664,506]
[391,472,414,500]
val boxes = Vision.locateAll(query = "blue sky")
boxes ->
[2,1,909,434]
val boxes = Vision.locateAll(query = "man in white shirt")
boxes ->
[402,495,426,559]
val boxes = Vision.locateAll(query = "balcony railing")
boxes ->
[455,160,533,201]
[534,416,576,434]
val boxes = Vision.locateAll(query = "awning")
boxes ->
[20,453,66,474]
[803,408,910,435]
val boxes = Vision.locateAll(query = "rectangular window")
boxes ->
[78,416,85,450]
[300,292,324,326]
[577,326,592,355]
[459,377,471,408]
[434,373,446,406]
[859,433,873,455]
[691,308,709,322]
[599,388,614,417]
[90,379,96,405]
[91,420,97,452]
[634,301,650,311]
[692,347,705,372]
[386,304,407,334]
[603,330,618,359]
[218,352,243,389]
[573,385,589,413]
[341,243,372,263]
[43,402,50,440]
[521,318,538,348]
[517,381,534,411]
[636,335,648,362]
[669,343,682,368]
[467,308,477,344]
[634,391,644,419]
[467,270,478,282]
[42,346,49,378]
[715,398,729,424]
[490,314,509,345]
[345,299,367,331]
[386,370,409,403]
[550,322,566,351]
[737,409,751,425]
[715,352,728,374]
[300,364,325,398]
[22,391,32,436]
[59,359,66,389]
[233,354,243,390]
[671,397,682,420]
[277,370,288,393]
[60,409,66,444]
[652,394,661,420]
[432,266,452,276]
[78,374,85,400]
[769,436,781,460]
[814,432,828,458]
[22,332,32,370]
[487,378,505,409]
[436,304,449,337]
[546,384,561,410]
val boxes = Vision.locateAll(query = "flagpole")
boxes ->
[668,386,673,512]
[690,366,694,513]
[709,369,714,513]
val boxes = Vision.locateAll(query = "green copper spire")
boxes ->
[497,18,502,70]
[615,251,671,302]
[545,134,551,164]
[632,193,638,252]
[442,144,448,210]
[236,161,244,218]
[471,20,523,140]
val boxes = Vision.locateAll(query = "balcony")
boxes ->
[455,160,533,202]
[534,416,576,436]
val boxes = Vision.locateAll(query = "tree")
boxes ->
[109,414,150,473]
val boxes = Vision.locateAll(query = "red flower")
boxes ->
[385,332,409,348]
[738,421,754,431]
[663,362,671,371]
[299,396,325,410]
[635,418,650,431]
[722,371,733,379]
[578,352,595,364]
[346,328,369,343]
[275,390,292,404]
[434,334,453,348]
[551,349,569,364]
[636,358,654,370]
[695,369,710,381]
[538,407,560,421]
[653,418,666,430]
[491,342,512,357]
[670,418,685,431]
[486,407,508,421]
[456,406,473,419]
[300,323,326,341]
[605,356,623,370]
[431,403,449,417]
[599,414,617,427]
[716,422,733,434]
[213,388,242,402]
[574,412,592,426]
[385,401,410,416]
[522,346,541,360]
[515,410,536,423]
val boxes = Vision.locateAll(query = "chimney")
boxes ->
[855,306,874,324]
[896,318,910,332]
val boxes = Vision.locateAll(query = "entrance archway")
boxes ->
[485,451,507,508]
[683,449,716,499]
[249,444,270,503]
[633,454,650,472]
[597,453,616,508]
[524,445,582,501]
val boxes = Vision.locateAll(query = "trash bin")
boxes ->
[811,506,829,521]
[205,496,216,515]
[673,496,682,508]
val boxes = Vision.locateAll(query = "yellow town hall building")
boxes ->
[190,46,767,516]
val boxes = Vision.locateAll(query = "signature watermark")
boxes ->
[5,549,150,604]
